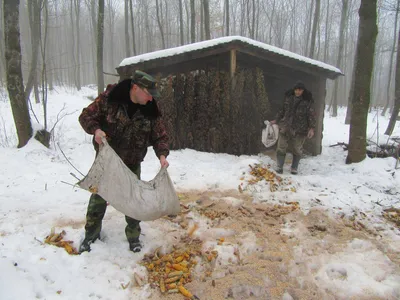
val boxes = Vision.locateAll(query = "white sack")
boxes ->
[261,120,279,148]
[78,140,180,221]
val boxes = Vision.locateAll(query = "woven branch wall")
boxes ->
[157,68,270,155]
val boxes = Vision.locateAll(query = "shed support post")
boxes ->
[230,49,237,89]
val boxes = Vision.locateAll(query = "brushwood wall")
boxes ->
[157,67,270,155]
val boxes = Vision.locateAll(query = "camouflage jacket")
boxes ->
[275,89,316,136]
[79,79,169,166]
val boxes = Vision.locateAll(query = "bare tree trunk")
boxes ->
[107,0,116,74]
[346,0,378,164]
[324,0,330,62]
[225,0,230,36]
[289,0,296,51]
[70,0,76,87]
[309,0,320,58]
[246,0,251,38]
[164,0,168,47]
[382,0,400,116]
[0,0,5,84]
[179,0,184,45]
[40,0,49,131]
[144,2,152,51]
[240,0,244,36]
[74,0,81,90]
[385,26,400,135]
[316,18,321,59]
[97,0,104,94]
[155,0,166,48]
[332,0,349,117]
[305,0,314,55]
[255,0,260,39]
[190,0,195,43]
[129,0,136,55]
[4,0,33,147]
[124,0,130,56]
[200,0,204,40]
[185,0,190,42]
[251,0,255,38]
[90,0,97,44]
[204,0,211,40]
[25,0,41,103]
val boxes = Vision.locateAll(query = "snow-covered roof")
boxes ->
[119,36,342,77]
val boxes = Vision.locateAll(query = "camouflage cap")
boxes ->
[293,81,306,90]
[132,70,160,99]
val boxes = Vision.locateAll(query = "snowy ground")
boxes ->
[1,86,400,299]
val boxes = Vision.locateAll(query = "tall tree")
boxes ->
[25,0,41,103]
[129,0,136,55]
[106,0,118,72]
[124,0,130,57]
[74,0,81,90]
[70,0,76,88]
[0,0,5,84]
[4,0,33,147]
[190,0,195,43]
[37,0,52,148]
[97,0,104,94]
[164,0,169,47]
[305,0,314,55]
[309,0,320,58]
[323,0,330,62]
[155,0,165,48]
[204,0,211,40]
[246,0,256,39]
[179,0,184,45]
[385,23,400,135]
[346,0,378,164]
[225,0,230,36]
[289,0,296,51]
[200,0,204,40]
[382,0,400,116]
[185,0,190,43]
[331,0,349,117]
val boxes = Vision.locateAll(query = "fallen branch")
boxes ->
[329,142,349,150]
[58,142,85,178]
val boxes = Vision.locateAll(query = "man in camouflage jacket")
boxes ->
[78,70,169,253]
[271,81,316,175]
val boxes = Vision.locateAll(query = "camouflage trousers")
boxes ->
[276,132,306,157]
[83,164,141,243]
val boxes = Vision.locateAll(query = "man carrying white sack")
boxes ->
[78,70,169,253]
[270,81,316,175]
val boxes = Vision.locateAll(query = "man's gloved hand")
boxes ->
[94,129,107,145]
[307,128,315,139]
[160,155,169,168]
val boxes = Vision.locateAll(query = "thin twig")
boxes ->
[57,142,85,177]
[69,173,81,181]
[50,104,78,134]
[27,97,40,124]
[61,180,78,187]
[34,237,44,245]
[103,71,119,77]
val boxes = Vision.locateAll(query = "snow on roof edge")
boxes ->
[119,36,343,75]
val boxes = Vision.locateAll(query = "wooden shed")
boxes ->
[116,36,342,156]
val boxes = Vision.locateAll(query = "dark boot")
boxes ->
[80,194,107,253]
[125,216,142,252]
[275,153,286,174]
[291,155,301,175]
[129,238,142,253]
[79,233,100,253]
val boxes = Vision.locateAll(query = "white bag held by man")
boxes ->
[77,139,180,221]
[261,120,279,148]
